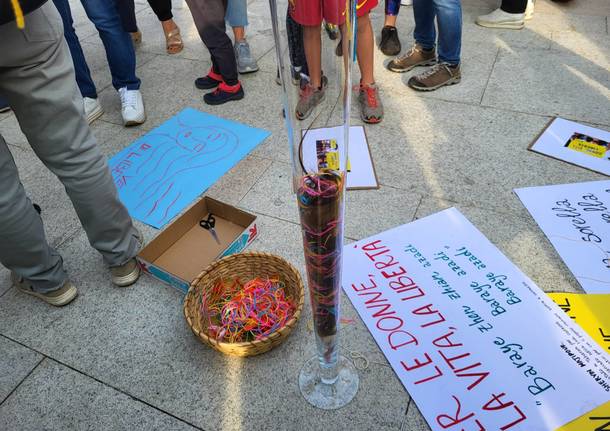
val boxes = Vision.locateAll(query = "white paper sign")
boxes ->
[302,125,378,189]
[342,208,610,431]
[515,181,610,294]
[529,118,610,176]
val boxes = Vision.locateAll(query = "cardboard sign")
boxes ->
[342,208,610,431]
[301,125,379,190]
[529,118,610,176]
[109,108,270,228]
[515,181,610,293]
[549,293,610,430]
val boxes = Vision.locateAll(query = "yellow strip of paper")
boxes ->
[567,139,607,158]
[549,293,610,431]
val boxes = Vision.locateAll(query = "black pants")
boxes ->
[286,7,308,75]
[186,0,238,85]
[116,0,173,33]
[501,0,528,13]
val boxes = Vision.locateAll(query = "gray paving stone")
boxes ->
[401,399,432,431]
[414,196,583,294]
[0,336,42,403]
[207,155,273,205]
[0,359,198,431]
[0,269,11,297]
[369,95,605,215]
[0,224,409,430]
[482,47,610,126]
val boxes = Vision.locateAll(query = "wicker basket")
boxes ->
[183,252,305,357]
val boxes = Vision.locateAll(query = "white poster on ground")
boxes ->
[342,208,610,431]
[301,125,379,190]
[529,117,610,176]
[515,180,610,294]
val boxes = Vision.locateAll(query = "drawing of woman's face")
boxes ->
[176,126,234,154]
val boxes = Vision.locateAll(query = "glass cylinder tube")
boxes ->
[268,0,359,409]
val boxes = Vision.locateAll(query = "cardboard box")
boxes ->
[137,197,258,293]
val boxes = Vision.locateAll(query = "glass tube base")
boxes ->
[298,355,359,410]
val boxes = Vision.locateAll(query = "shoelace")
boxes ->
[418,63,451,80]
[119,89,137,108]
[236,42,249,60]
[299,83,314,100]
[398,45,419,61]
[362,85,378,108]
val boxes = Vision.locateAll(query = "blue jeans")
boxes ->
[52,0,141,98]
[225,0,248,28]
[412,0,462,65]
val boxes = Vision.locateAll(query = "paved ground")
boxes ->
[0,0,608,429]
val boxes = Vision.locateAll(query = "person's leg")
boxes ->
[187,0,237,84]
[115,0,139,33]
[501,0,528,13]
[286,8,308,76]
[379,0,401,55]
[80,0,141,91]
[0,3,140,280]
[52,0,98,99]
[412,0,437,50]
[407,0,461,90]
[357,14,375,86]
[384,0,400,26]
[303,26,322,88]
[476,0,526,29]
[147,0,174,21]
[0,133,68,293]
[434,0,461,65]
[186,0,243,104]
[225,0,258,73]
[225,0,248,40]
[147,0,183,54]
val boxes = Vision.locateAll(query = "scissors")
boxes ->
[199,213,220,244]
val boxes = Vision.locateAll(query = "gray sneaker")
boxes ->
[235,40,259,74]
[358,83,384,124]
[110,228,144,287]
[295,82,326,120]
[12,273,78,307]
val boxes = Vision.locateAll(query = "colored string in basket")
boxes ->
[199,277,296,343]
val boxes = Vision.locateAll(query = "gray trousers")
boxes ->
[0,2,139,293]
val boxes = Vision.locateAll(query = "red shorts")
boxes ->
[290,0,378,27]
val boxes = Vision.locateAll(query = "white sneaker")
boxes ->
[525,0,534,20]
[400,0,412,5]
[118,87,146,126]
[83,97,103,124]
[476,8,525,30]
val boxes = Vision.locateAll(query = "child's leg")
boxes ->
[356,13,375,85]
[186,0,238,85]
[303,26,322,88]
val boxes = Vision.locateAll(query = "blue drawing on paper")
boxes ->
[108,108,270,228]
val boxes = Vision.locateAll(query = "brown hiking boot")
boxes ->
[387,43,436,73]
[408,63,461,91]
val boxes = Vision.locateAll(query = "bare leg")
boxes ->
[356,14,375,85]
[232,26,246,42]
[303,25,322,88]
[384,15,397,27]
[161,18,178,33]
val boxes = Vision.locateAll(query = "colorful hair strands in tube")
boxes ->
[297,171,345,363]
[199,277,296,343]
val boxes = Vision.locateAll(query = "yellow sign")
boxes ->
[550,293,610,431]
[567,138,607,158]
